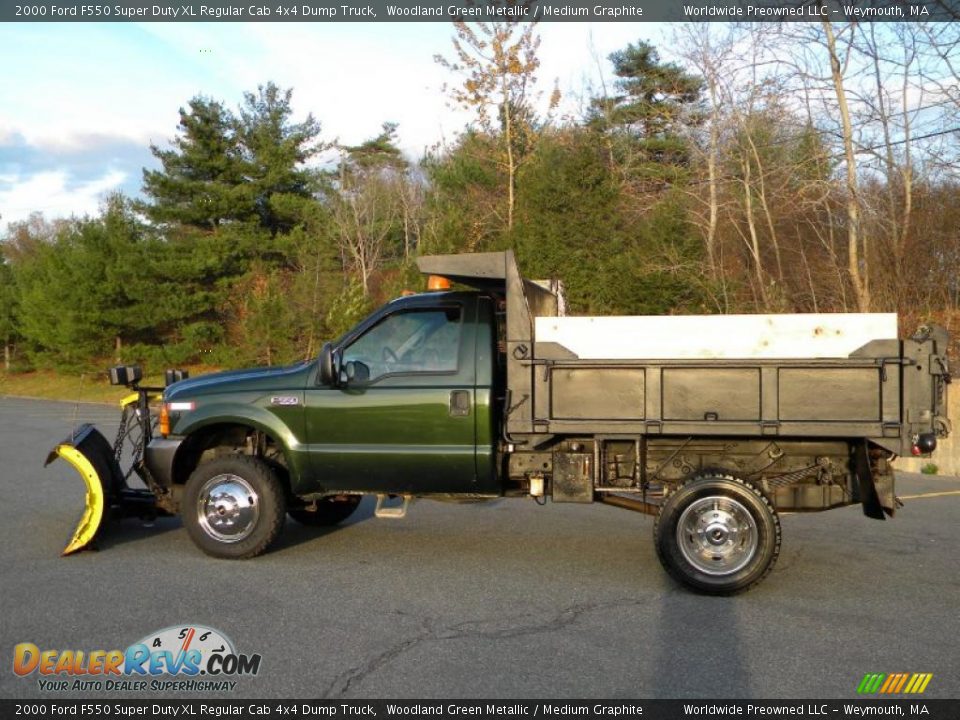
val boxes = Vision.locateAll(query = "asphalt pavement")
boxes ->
[1,396,958,699]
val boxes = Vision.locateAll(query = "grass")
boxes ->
[0,366,218,405]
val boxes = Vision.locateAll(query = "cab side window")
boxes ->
[342,307,462,382]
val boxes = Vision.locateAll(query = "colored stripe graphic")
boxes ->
[858,673,932,694]
[857,674,884,694]
[905,673,933,693]
[892,674,909,693]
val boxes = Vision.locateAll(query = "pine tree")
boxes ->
[12,197,147,368]
[135,84,329,363]
[140,97,251,230]
[590,41,703,184]
[237,82,326,238]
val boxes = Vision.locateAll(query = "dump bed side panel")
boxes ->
[778,368,880,422]
[531,356,898,447]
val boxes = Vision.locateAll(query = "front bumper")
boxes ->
[144,437,183,488]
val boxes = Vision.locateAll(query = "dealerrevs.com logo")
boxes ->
[14,624,261,692]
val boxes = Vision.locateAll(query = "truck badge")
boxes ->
[270,396,300,407]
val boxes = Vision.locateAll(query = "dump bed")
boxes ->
[530,338,943,458]
[417,251,951,459]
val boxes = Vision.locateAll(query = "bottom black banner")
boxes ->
[2,700,958,720]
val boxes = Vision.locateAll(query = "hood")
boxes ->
[165,361,313,400]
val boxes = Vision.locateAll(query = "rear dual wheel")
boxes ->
[654,472,781,595]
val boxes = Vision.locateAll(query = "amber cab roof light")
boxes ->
[427,275,452,291]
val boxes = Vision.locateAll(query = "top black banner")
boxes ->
[5,0,959,22]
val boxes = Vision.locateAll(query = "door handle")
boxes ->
[449,390,471,417]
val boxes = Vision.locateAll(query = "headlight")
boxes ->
[160,402,195,437]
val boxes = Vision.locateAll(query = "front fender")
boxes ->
[171,400,309,488]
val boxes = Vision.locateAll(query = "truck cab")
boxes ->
[145,288,503,503]
[303,291,499,497]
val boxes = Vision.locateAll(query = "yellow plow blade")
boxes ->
[54,444,107,556]
[45,423,129,556]
[44,379,168,556]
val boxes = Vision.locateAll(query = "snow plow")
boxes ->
[45,367,184,555]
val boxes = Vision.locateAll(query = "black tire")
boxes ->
[183,455,286,559]
[654,471,781,595]
[288,495,362,527]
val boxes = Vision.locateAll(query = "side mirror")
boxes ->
[342,360,370,386]
[318,342,338,386]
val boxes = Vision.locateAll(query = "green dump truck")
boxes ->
[48,251,952,594]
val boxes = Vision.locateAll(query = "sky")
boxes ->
[0,21,669,231]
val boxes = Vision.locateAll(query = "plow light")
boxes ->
[164,369,190,385]
[108,365,142,387]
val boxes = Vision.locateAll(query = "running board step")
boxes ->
[374,494,412,519]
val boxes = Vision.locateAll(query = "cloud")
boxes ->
[0,131,153,228]
[0,23,200,149]
[0,22,669,228]
[0,168,129,229]
[1,132,153,180]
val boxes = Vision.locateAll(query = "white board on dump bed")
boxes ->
[534,313,899,360]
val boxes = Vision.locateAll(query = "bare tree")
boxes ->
[676,24,735,282]
[435,21,548,230]
[819,19,870,311]
[333,158,401,296]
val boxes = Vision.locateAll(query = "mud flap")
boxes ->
[45,424,156,555]
[853,442,895,520]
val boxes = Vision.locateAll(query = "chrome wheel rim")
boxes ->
[197,474,260,543]
[676,495,758,576]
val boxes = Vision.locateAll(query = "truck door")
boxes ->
[303,299,478,494]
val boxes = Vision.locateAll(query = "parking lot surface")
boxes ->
[1,397,958,699]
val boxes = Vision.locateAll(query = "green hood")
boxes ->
[165,361,313,400]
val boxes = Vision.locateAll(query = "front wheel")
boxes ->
[654,472,781,595]
[183,455,286,559]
